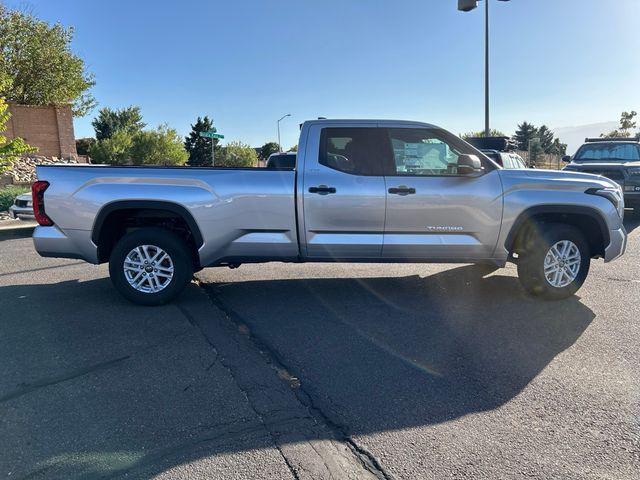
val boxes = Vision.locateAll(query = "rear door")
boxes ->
[301,124,387,258]
[380,126,503,260]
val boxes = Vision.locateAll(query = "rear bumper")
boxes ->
[604,226,627,262]
[33,226,98,263]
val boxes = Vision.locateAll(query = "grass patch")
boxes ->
[0,186,30,211]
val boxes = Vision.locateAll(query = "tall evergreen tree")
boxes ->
[513,121,537,151]
[537,125,555,153]
[184,116,220,166]
[550,138,567,155]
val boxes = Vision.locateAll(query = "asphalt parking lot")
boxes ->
[1,217,639,479]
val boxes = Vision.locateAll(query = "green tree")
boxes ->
[513,121,537,151]
[601,111,637,138]
[259,142,280,161]
[218,141,258,167]
[536,125,555,153]
[129,125,188,166]
[90,125,188,166]
[75,137,95,156]
[288,145,298,152]
[461,129,506,139]
[550,138,567,155]
[184,116,219,166]
[0,5,95,116]
[0,74,35,173]
[89,130,133,165]
[528,137,544,165]
[91,106,145,141]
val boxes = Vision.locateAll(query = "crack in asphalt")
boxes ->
[176,302,302,480]
[196,280,393,480]
[0,261,86,278]
[0,355,130,404]
[0,330,192,405]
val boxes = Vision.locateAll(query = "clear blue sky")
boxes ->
[7,0,640,149]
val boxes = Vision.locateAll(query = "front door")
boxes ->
[380,126,503,260]
[302,125,387,258]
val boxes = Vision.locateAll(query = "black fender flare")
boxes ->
[504,205,609,253]
[91,200,204,248]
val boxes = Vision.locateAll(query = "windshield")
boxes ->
[573,143,640,162]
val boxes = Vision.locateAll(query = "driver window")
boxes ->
[386,129,462,176]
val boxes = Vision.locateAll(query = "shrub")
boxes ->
[89,130,133,165]
[218,141,258,167]
[75,137,96,156]
[89,124,188,166]
[129,125,188,166]
[0,185,30,211]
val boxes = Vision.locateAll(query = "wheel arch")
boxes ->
[505,205,610,258]
[92,200,204,264]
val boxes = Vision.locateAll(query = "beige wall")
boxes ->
[4,103,77,158]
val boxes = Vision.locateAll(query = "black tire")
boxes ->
[517,223,590,300]
[109,228,193,306]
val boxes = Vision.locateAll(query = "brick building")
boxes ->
[4,103,77,158]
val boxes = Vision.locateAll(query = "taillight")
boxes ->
[31,181,54,226]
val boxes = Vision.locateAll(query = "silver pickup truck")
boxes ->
[32,119,627,305]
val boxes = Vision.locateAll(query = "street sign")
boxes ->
[199,131,224,139]
[198,131,224,166]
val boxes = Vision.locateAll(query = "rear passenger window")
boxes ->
[319,128,385,176]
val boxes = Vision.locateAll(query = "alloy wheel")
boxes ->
[123,245,174,293]
[543,240,581,288]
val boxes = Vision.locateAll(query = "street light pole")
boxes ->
[457,0,510,137]
[484,0,489,137]
[277,114,291,152]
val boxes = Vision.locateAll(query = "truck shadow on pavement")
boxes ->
[208,265,596,431]
[0,265,596,478]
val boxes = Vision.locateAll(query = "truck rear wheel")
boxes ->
[517,223,590,300]
[109,228,193,305]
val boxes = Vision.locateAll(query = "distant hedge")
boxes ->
[0,186,30,211]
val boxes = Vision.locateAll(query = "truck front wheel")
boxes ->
[517,224,590,300]
[109,228,193,306]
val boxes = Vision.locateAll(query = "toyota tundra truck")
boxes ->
[31,119,627,305]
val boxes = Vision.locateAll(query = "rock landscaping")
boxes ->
[4,155,79,184]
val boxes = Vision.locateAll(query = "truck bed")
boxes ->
[35,165,299,266]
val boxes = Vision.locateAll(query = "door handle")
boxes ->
[388,186,416,195]
[309,185,336,195]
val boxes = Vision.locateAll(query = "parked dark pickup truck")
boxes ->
[563,138,640,214]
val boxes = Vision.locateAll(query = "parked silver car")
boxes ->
[9,193,34,220]
[31,119,627,305]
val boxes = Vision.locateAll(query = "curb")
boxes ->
[0,221,36,239]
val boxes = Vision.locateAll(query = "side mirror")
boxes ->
[562,155,571,163]
[457,154,483,176]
